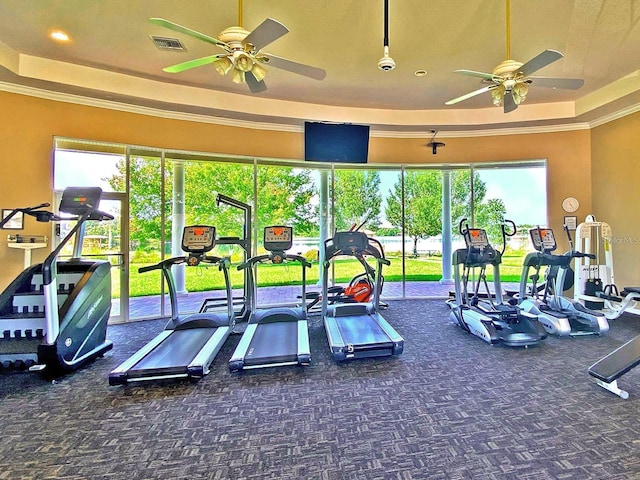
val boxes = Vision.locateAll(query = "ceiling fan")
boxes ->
[149,0,326,93]
[445,0,584,113]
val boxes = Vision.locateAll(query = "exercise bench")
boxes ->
[588,335,640,399]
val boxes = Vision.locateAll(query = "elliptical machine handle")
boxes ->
[459,218,469,235]
[500,219,517,255]
[502,219,517,237]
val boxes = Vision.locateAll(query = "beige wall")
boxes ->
[591,111,640,287]
[0,90,595,289]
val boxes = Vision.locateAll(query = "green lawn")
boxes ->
[122,250,529,297]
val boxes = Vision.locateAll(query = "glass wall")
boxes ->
[126,148,166,320]
[53,137,548,321]
[472,161,547,283]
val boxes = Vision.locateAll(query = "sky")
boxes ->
[376,166,547,227]
[477,168,547,225]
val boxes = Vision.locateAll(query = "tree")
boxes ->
[182,162,316,236]
[475,198,507,246]
[106,158,318,250]
[386,170,442,256]
[332,170,382,231]
[450,170,487,230]
[107,156,170,251]
[385,169,505,255]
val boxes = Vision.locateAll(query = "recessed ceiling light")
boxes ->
[414,70,428,77]
[50,30,70,42]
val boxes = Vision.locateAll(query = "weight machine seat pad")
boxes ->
[622,287,640,295]
[589,335,640,383]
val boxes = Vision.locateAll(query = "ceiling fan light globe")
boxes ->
[231,68,246,84]
[212,56,233,75]
[234,51,254,72]
[251,62,268,82]
[491,84,505,106]
[512,82,528,104]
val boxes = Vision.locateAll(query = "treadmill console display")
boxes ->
[182,225,216,253]
[530,228,556,252]
[333,231,369,252]
[466,229,489,248]
[264,226,293,252]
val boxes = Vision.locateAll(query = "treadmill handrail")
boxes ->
[237,253,311,270]
[324,237,385,262]
[139,255,229,273]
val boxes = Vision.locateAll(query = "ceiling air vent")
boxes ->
[150,35,186,51]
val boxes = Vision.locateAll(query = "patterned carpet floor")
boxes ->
[2,300,640,479]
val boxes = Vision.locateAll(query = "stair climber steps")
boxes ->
[30,272,84,293]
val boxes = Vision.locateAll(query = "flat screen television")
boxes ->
[304,122,370,163]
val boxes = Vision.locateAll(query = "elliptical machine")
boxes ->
[517,226,609,336]
[446,219,547,347]
[0,187,114,375]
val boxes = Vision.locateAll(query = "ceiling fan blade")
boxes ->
[519,49,563,76]
[529,76,585,90]
[454,69,498,81]
[504,92,517,113]
[445,85,496,105]
[246,71,268,93]
[264,54,326,80]
[162,54,227,73]
[149,18,229,49]
[244,18,289,51]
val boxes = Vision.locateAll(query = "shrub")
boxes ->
[303,249,319,262]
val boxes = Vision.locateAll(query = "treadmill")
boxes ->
[228,226,311,372]
[321,231,404,361]
[109,225,234,385]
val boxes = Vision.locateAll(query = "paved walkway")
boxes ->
[114,280,520,322]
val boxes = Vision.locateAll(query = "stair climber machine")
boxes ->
[0,187,114,375]
[109,225,234,385]
[321,230,404,361]
[228,226,311,372]
[517,226,608,336]
[446,219,547,347]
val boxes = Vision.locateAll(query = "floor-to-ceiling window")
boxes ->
[53,140,129,322]
[53,138,548,322]
[472,161,547,282]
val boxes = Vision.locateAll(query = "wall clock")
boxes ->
[562,197,579,213]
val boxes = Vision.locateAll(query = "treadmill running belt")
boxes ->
[133,327,219,371]
[335,315,391,346]
[245,321,299,365]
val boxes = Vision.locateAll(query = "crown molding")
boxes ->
[0,80,635,139]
